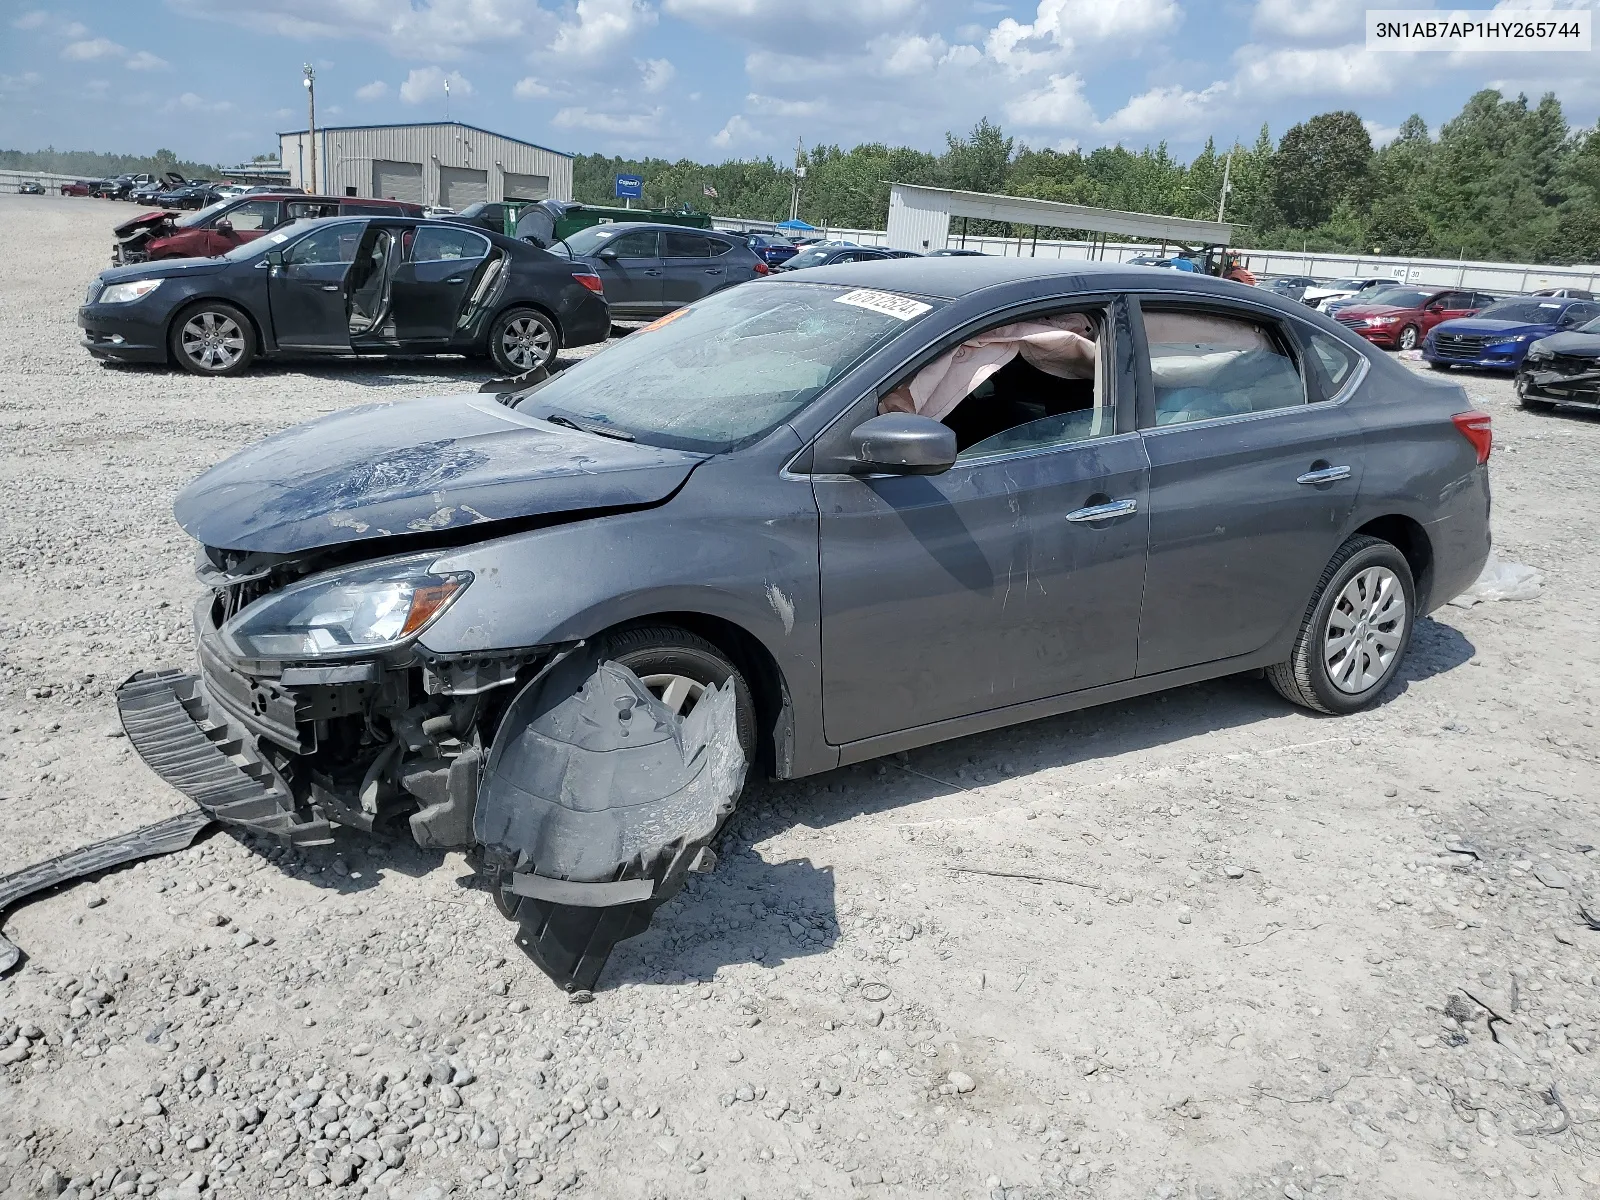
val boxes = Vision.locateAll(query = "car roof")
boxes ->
[776,255,1291,301]
[582,221,740,239]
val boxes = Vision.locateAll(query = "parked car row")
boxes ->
[112,193,424,263]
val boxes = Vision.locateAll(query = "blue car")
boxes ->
[1423,296,1600,370]
[744,232,800,268]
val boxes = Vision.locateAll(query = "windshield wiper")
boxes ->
[543,412,635,442]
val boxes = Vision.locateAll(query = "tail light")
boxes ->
[1452,410,1492,463]
[572,271,603,296]
[752,259,770,275]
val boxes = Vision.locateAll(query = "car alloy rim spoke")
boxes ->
[1325,564,1405,694]
[639,673,705,717]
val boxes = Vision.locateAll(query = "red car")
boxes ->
[60,180,93,197]
[1332,286,1495,351]
[111,193,425,263]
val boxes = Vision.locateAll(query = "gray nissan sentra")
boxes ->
[119,258,1492,991]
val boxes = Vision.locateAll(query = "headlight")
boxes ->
[99,279,163,304]
[222,558,472,660]
[1365,316,1398,326]
[1486,334,1530,347]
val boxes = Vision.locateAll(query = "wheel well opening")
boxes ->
[1355,515,1433,605]
[610,613,792,781]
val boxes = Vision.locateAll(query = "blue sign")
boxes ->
[615,174,643,200]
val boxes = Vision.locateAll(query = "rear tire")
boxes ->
[497,625,756,991]
[169,302,256,376]
[489,306,559,374]
[1268,535,1415,715]
[1397,325,1420,351]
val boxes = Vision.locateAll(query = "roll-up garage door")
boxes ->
[503,172,550,201]
[440,166,489,209]
[372,160,423,204]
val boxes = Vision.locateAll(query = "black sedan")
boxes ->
[117,257,1491,990]
[17,180,44,195]
[776,243,894,270]
[78,216,610,376]
[545,222,770,320]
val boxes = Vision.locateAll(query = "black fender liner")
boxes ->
[476,645,745,990]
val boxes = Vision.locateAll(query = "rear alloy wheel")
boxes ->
[170,303,255,376]
[1268,535,1415,715]
[490,307,558,374]
[1397,324,1420,351]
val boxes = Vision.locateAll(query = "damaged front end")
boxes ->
[119,542,744,992]
[112,211,179,265]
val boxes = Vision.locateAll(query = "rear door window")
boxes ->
[411,226,491,262]
[1139,308,1306,427]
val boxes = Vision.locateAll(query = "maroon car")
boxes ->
[1331,286,1493,351]
[60,180,93,197]
[112,194,425,264]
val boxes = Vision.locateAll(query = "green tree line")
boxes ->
[0,146,220,182]
[572,89,1600,265]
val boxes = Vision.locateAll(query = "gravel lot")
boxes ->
[2,193,1599,1200]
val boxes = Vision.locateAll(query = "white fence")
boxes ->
[0,170,91,193]
[711,220,1600,296]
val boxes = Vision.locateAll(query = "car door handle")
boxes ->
[644,269,663,277]
[319,284,340,292]
[444,276,465,285]
[1065,498,1138,523]
[1296,465,1352,485]
[704,268,724,275]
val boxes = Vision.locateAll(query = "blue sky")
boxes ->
[2,1,1596,165]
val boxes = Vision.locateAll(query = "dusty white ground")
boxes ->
[1,194,1598,1200]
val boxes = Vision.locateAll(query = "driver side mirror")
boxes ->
[1425,301,1444,312]
[214,218,233,234]
[848,413,956,476]
[596,247,619,260]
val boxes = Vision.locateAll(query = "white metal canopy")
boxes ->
[887,183,1233,253]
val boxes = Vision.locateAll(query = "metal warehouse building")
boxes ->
[277,122,573,208]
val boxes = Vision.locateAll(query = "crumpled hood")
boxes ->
[113,210,178,238]
[1528,331,1600,359]
[174,394,708,554]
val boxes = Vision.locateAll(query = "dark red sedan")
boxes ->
[59,180,93,197]
[1332,287,1494,351]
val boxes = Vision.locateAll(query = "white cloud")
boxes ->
[1098,81,1228,136]
[356,80,388,101]
[1363,119,1403,147]
[166,0,546,59]
[11,10,47,29]
[881,34,948,77]
[1004,72,1094,128]
[552,0,656,57]
[639,57,675,93]
[985,0,1178,74]
[1252,0,1361,40]
[0,70,42,93]
[552,105,663,136]
[746,92,825,119]
[513,76,551,99]
[711,113,759,147]
[124,50,168,70]
[164,92,235,114]
[1232,44,1406,100]
[400,66,473,105]
[62,37,124,61]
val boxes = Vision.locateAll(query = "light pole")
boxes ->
[303,64,317,194]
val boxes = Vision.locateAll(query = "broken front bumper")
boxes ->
[1518,363,1600,408]
[117,669,333,844]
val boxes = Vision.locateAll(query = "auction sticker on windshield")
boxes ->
[834,289,932,321]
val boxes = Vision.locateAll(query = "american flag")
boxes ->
[703,184,718,198]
